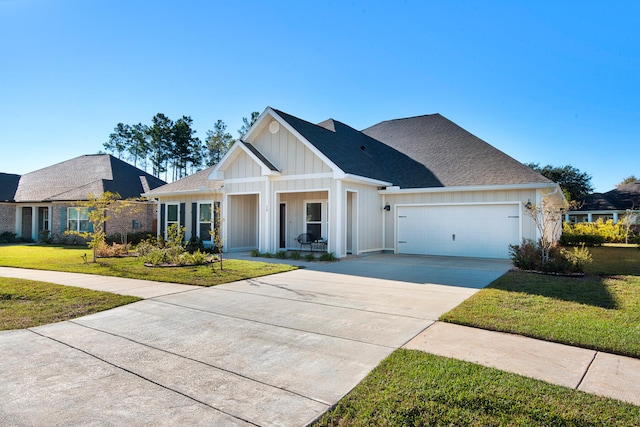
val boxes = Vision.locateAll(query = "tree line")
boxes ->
[103,111,259,181]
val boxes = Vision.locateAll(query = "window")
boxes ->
[305,201,327,239]
[198,202,220,245]
[167,204,179,229]
[67,207,90,232]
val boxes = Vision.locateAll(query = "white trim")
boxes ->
[143,187,221,198]
[208,138,280,181]
[275,187,331,195]
[343,174,392,187]
[223,176,269,185]
[273,172,334,181]
[164,202,180,238]
[379,182,558,194]
[303,199,328,241]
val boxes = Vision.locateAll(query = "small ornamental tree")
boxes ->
[66,191,132,263]
[621,209,639,244]
[522,190,575,266]
[209,197,225,271]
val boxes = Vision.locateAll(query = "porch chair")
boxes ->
[296,233,317,252]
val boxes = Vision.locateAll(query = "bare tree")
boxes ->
[522,189,574,265]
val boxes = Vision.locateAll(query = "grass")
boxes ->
[0,277,140,330]
[314,350,640,426]
[0,244,297,286]
[441,245,640,357]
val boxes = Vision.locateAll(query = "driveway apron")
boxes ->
[0,255,510,426]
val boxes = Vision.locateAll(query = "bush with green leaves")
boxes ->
[509,239,592,274]
[318,252,337,262]
[140,225,212,266]
[561,219,632,245]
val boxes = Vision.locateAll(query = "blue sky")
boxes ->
[1,0,638,192]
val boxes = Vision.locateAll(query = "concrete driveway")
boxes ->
[0,255,510,426]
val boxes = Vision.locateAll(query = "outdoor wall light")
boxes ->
[383,204,391,211]
[525,200,533,209]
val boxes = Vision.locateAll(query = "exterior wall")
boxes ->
[155,193,222,242]
[224,151,262,180]
[382,188,539,250]
[0,204,15,234]
[343,182,384,254]
[278,191,329,250]
[226,194,258,251]
[252,123,332,176]
[105,202,157,238]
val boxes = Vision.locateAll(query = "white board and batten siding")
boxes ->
[396,203,521,259]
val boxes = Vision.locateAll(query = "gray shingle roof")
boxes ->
[241,141,279,172]
[145,165,222,195]
[0,173,20,202]
[362,114,552,187]
[579,180,640,211]
[14,154,166,202]
[274,109,441,187]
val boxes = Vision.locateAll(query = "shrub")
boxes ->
[561,244,593,273]
[304,253,316,262]
[0,232,22,244]
[561,220,631,245]
[509,239,592,274]
[318,252,337,262]
[185,236,204,254]
[96,242,130,258]
[275,251,288,259]
[250,249,261,257]
[135,239,156,256]
[106,232,155,246]
[289,251,301,260]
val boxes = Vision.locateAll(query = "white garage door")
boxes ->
[397,204,520,259]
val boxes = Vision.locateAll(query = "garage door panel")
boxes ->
[397,205,519,259]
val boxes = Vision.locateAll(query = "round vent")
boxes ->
[269,121,280,134]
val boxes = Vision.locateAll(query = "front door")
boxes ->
[21,207,32,240]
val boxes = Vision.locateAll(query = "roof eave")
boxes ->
[379,182,559,195]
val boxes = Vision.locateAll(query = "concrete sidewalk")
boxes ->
[405,321,640,407]
[0,266,199,298]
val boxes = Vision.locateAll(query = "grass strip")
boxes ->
[0,245,297,286]
[0,277,140,330]
[315,349,640,426]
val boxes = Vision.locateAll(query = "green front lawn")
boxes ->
[315,350,640,426]
[0,245,297,286]
[441,245,640,358]
[0,277,140,330]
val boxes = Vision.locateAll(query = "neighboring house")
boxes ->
[146,107,561,259]
[566,180,640,225]
[0,173,21,234]
[144,165,223,247]
[3,154,166,241]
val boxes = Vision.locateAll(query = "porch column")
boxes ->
[613,212,619,223]
[333,180,343,257]
[588,213,593,222]
[564,213,570,222]
[15,205,22,237]
[31,205,38,241]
